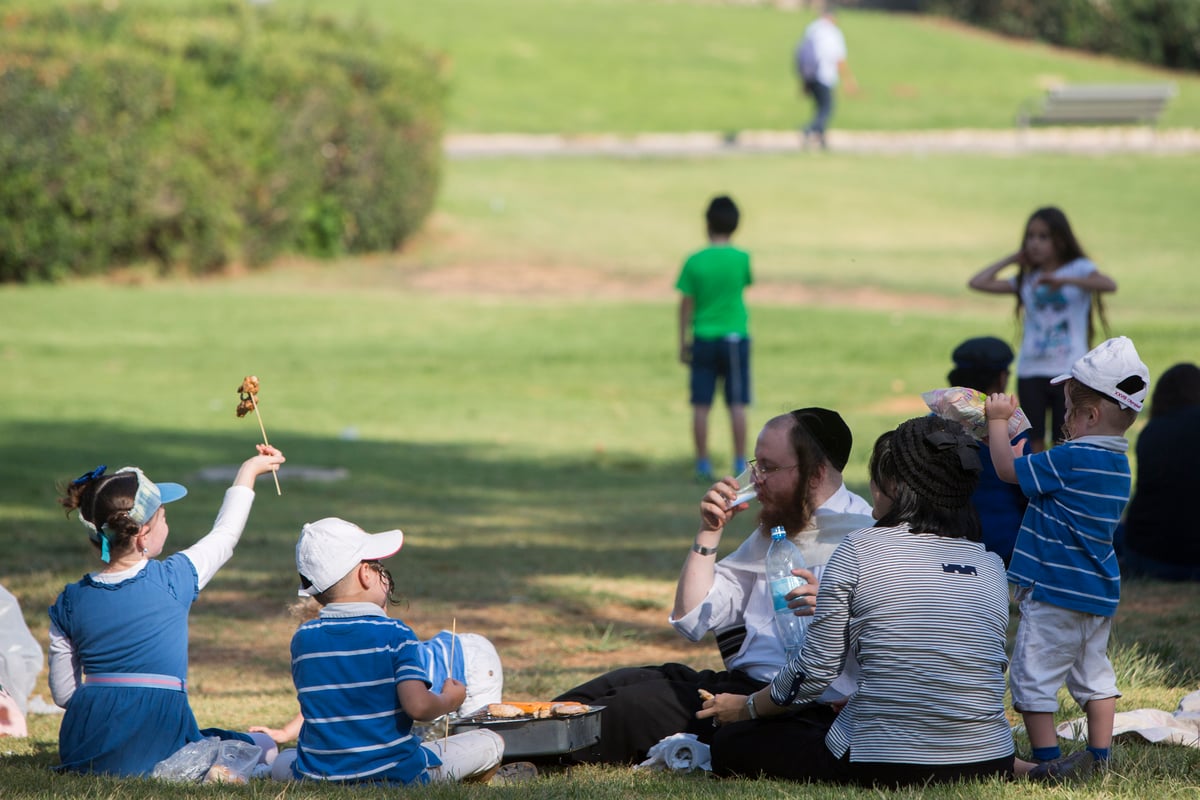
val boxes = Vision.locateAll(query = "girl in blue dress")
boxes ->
[48,445,285,776]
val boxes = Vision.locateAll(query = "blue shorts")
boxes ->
[689,336,751,407]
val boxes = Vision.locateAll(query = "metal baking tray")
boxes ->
[450,705,604,757]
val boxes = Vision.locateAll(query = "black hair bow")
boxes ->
[925,431,981,473]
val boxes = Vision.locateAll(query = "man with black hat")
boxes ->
[554,408,873,765]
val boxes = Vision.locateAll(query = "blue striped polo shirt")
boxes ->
[291,604,439,784]
[1008,436,1130,617]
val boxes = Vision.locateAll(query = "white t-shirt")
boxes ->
[1013,257,1098,377]
[796,17,847,87]
[670,484,875,697]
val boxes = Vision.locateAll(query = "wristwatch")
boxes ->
[745,693,759,720]
[692,542,718,556]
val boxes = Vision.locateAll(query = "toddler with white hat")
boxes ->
[268,517,515,785]
[985,336,1149,780]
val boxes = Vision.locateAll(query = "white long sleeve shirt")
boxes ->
[48,486,256,706]
[670,484,874,694]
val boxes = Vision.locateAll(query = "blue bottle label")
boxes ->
[770,576,802,613]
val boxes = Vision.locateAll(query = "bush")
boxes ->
[927,0,1200,72]
[0,0,447,281]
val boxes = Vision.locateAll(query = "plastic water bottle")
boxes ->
[766,526,807,662]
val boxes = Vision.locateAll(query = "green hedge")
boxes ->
[0,1,446,281]
[927,0,1200,72]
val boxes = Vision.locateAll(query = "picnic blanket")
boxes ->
[1056,689,1200,748]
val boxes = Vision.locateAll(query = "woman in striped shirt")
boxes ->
[701,416,1016,787]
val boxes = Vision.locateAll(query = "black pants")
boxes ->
[553,662,765,764]
[1018,375,1066,446]
[713,709,1014,787]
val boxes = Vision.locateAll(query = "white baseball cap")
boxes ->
[1051,336,1150,412]
[295,517,404,596]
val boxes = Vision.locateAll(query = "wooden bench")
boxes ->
[1016,83,1177,127]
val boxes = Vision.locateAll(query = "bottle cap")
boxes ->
[770,525,786,539]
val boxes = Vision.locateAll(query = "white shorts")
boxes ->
[269,729,503,783]
[1009,589,1120,713]
[460,633,504,715]
[423,728,504,782]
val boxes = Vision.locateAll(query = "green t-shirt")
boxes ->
[675,244,752,339]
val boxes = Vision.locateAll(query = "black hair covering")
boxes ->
[891,416,982,509]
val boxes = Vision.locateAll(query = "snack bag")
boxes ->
[922,387,1031,442]
[151,737,262,784]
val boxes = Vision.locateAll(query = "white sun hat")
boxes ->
[295,517,404,596]
[1051,336,1150,412]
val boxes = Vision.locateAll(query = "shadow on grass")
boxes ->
[1,418,736,665]
[0,417,705,576]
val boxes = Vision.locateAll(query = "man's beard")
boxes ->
[758,480,812,535]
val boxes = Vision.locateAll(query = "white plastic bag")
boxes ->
[922,387,1031,442]
[0,584,44,714]
[152,736,262,784]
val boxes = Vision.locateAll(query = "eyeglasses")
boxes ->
[749,459,799,480]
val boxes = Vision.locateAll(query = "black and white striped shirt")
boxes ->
[770,524,1014,764]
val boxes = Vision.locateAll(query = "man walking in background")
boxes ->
[795,4,857,149]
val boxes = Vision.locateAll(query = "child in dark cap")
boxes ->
[946,336,1028,565]
[949,336,1015,391]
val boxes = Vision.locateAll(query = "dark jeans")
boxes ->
[804,79,835,136]
[553,663,765,764]
[713,709,1014,787]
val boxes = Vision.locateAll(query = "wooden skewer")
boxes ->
[444,617,457,746]
[249,392,282,495]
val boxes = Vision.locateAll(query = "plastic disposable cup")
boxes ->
[727,466,758,509]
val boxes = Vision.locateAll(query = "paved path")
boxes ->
[446,127,1200,158]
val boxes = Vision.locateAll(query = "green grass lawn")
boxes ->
[289,0,1200,132]
[3,1,1200,796]
[3,149,1200,796]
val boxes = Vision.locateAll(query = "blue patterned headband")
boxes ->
[76,466,188,562]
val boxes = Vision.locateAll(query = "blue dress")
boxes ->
[49,555,205,776]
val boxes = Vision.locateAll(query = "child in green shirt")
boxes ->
[676,195,753,481]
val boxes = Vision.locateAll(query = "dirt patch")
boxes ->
[220,246,971,315]
[403,259,961,313]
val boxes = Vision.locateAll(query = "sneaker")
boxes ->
[1027,750,1095,783]
[733,457,748,476]
[694,458,714,484]
[489,761,539,785]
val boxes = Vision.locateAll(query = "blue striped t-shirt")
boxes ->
[291,604,439,784]
[1008,436,1130,617]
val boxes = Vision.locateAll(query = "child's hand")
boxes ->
[233,444,286,489]
[439,678,467,712]
[984,393,1018,422]
[248,724,292,745]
